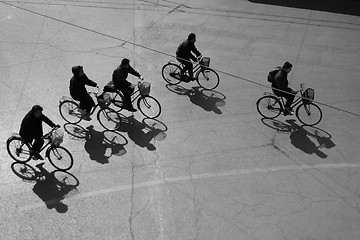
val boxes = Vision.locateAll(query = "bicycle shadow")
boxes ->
[64,123,127,164]
[166,84,226,114]
[261,118,336,158]
[117,116,168,151]
[11,162,79,213]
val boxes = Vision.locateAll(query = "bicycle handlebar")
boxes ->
[43,125,61,139]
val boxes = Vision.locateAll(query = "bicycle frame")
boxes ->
[111,83,145,104]
[275,84,306,111]
[178,60,203,77]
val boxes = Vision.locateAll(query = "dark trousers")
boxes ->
[119,86,134,107]
[177,57,193,78]
[21,135,44,152]
[75,94,95,114]
[273,88,295,109]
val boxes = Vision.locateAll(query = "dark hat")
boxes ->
[282,62,293,69]
[188,33,196,41]
[32,105,43,112]
[72,65,83,76]
[120,58,130,66]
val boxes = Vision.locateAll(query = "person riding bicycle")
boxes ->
[69,65,99,120]
[19,105,59,160]
[272,62,298,116]
[176,33,202,82]
[111,58,144,112]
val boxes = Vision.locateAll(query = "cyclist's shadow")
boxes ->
[11,162,79,213]
[84,125,127,164]
[118,116,167,151]
[261,118,335,158]
[64,123,127,164]
[166,85,226,114]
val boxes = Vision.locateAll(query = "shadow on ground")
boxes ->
[117,116,168,151]
[249,0,360,16]
[166,84,226,114]
[261,118,336,158]
[64,123,127,164]
[11,162,79,213]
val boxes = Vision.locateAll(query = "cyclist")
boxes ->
[19,105,59,160]
[272,62,298,116]
[69,65,99,120]
[112,58,144,112]
[176,33,202,82]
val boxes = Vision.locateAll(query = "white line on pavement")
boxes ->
[18,162,360,212]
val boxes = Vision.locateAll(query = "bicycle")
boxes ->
[6,126,74,170]
[162,56,220,90]
[107,81,161,119]
[59,86,122,130]
[256,83,323,126]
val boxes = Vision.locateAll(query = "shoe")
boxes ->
[32,152,44,160]
[284,108,294,116]
[128,107,137,112]
[82,114,92,121]
[181,76,191,82]
[79,109,92,121]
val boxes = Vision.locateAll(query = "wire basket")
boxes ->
[139,82,151,96]
[50,129,64,147]
[302,88,314,104]
[97,93,111,109]
[200,57,210,67]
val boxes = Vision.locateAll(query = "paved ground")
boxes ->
[1,0,360,239]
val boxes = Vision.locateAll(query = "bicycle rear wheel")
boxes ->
[296,103,322,126]
[137,96,161,119]
[162,63,182,85]
[256,95,282,119]
[196,68,220,90]
[59,100,82,124]
[47,146,74,171]
[7,136,32,162]
[11,162,37,181]
[97,108,122,130]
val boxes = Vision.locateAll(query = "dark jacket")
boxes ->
[20,105,56,139]
[272,69,292,94]
[112,65,141,90]
[176,39,201,62]
[69,66,97,100]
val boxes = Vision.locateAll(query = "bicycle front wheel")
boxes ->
[97,108,122,130]
[162,63,182,85]
[47,146,74,171]
[59,100,81,124]
[137,96,161,119]
[7,136,32,162]
[296,103,322,126]
[196,68,220,90]
[256,95,282,119]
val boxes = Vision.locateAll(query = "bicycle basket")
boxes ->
[200,57,210,70]
[50,129,64,147]
[302,88,314,104]
[97,93,111,109]
[139,82,151,96]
